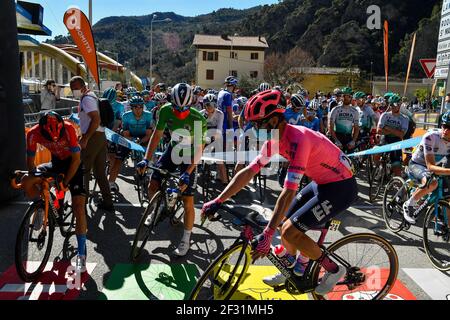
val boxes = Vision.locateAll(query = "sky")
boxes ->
[25,0,279,40]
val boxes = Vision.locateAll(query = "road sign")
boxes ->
[435,0,450,79]
[419,59,437,78]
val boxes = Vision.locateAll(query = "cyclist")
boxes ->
[123,87,138,112]
[329,87,360,153]
[299,103,320,132]
[320,97,330,134]
[402,111,450,224]
[25,112,88,273]
[141,90,156,112]
[375,94,409,177]
[284,94,305,125]
[201,93,228,185]
[108,96,152,191]
[218,76,238,134]
[137,83,207,256]
[354,91,375,140]
[202,90,357,295]
[102,87,124,132]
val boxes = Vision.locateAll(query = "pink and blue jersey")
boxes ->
[249,125,353,190]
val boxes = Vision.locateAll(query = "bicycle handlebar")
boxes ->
[10,170,64,190]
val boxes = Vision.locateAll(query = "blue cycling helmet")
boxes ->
[224,76,238,86]
[102,87,117,104]
[236,97,248,108]
[129,95,145,107]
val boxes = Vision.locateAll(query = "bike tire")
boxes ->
[365,156,374,187]
[15,201,55,282]
[310,233,399,300]
[422,201,450,271]
[130,191,163,262]
[369,164,385,203]
[382,177,408,233]
[189,241,251,300]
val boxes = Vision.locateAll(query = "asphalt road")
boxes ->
[0,160,449,300]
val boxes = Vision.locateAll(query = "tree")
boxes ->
[264,47,315,85]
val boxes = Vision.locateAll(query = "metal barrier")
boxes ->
[24,107,77,127]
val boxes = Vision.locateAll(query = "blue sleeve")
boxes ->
[122,113,129,131]
[146,113,152,129]
[224,93,233,108]
[313,118,320,131]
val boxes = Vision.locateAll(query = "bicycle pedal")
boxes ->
[273,285,286,292]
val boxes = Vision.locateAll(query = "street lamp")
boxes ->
[150,14,171,88]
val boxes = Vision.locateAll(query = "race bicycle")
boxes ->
[11,171,75,282]
[383,171,450,271]
[190,204,399,300]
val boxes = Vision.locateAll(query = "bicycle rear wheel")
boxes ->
[310,233,399,300]
[130,192,163,262]
[58,192,75,237]
[423,201,450,271]
[189,241,251,300]
[369,163,385,203]
[15,201,55,282]
[383,177,408,233]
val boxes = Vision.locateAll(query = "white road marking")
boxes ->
[403,268,450,300]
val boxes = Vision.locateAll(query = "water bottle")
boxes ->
[273,245,296,269]
[167,188,179,211]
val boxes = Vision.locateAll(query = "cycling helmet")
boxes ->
[129,96,145,107]
[245,90,286,122]
[297,88,309,97]
[236,97,248,108]
[193,86,203,95]
[273,85,282,92]
[102,87,117,104]
[140,90,150,97]
[171,83,193,119]
[203,93,217,106]
[333,88,343,95]
[442,111,450,126]
[259,82,272,92]
[224,76,238,86]
[153,92,167,104]
[341,87,353,95]
[389,94,402,105]
[290,94,306,109]
[309,99,321,111]
[384,92,394,100]
[157,83,167,92]
[39,111,65,142]
[353,91,366,100]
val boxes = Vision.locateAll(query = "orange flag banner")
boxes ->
[383,20,389,92]
[63,7,99,86]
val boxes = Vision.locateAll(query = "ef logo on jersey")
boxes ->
[312,200,333,222]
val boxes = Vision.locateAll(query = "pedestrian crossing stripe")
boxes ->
[403,268,450,300]
[0,262,96,300]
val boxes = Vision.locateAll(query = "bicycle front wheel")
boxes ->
[383,177,408,233]
[369,164,385,203]
[423,201,450,271]
[15,201,55,282]
[189,241,251,300]
[130,191,163,262]
[310,233,399,300]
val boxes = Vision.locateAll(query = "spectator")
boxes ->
[40,80,60,111]
[70,76,114,212]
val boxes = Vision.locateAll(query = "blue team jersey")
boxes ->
[284,107,303,125]
[299,116,320,132]
[218,89,233,131]
[111,101,124,120]
[145,101,156,112]
[122,110,152,138]
[316,108,323,120]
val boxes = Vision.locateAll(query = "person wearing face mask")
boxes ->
[40,80,60,111]
[70,76,113,212]
[403,111,450,224]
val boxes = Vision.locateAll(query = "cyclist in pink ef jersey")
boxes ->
[202,90,358,296]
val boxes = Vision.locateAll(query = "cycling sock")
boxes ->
[181,229,192,243]
[317,252,338,273]
[76,234,87,256]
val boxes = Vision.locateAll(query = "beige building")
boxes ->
[193,34,268,89]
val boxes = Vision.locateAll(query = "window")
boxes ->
[251,52,259,60]
[250,71,258,78]
[203,51,218,61]
[230,70,238,77]
[230,51,238,59]
[206,69,214,80]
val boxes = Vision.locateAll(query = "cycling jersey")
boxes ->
[378,112,409,138]
[249,125,353,190]
[284,107,303,125]
[411,129,450,166]
[358,105,375,133]
[200,109,224,130]
[145,100,156,112]
[156,104,207,154]
[299,116,320,132]
[111,101,124,120]
[27,121,80,161]
[122,110,152,138]
[329,105,359,135]
[218,89,233,131]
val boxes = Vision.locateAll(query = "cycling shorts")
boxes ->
[285,177,358,232]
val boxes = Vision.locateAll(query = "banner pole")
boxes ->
[404,32,417,97]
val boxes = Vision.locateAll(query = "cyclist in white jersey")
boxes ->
[403,112,450,223]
